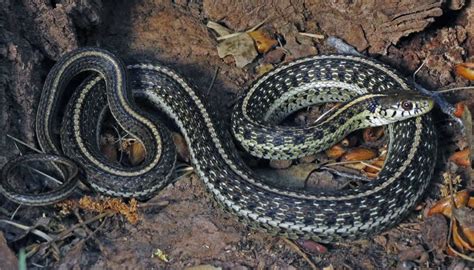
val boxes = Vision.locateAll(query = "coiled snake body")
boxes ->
[0,48,437,241]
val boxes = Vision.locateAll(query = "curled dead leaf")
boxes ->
[248,30,278,54]
[364,158,385,174]
[121,139,146,166]
[452,219,474,251]
[428,190,470,218]
[469,197,474,208]
[455,62,474,80]
[341,147,377,161]
[449,148,470,168]
[325,144,345,159]
[128,140,146,166]
[217,33,257,68]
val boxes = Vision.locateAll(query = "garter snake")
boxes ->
[0,48,437,241]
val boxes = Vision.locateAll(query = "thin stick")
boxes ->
[0,219,54,242]
[7,134,43,154]
[360,161,381,171]
[436,86,474,94]
[324,159,374,167]
[206,67,219,96]
[281,238,318,270]
[412,59,427,83]
[299,32,324,39]
[10,205,21,220]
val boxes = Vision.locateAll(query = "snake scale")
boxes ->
[0,48,437,241]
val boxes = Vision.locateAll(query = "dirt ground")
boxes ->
[1,0,474,269]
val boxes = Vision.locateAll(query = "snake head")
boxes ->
[366,93,434,126]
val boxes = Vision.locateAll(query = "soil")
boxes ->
[0,0,473,269]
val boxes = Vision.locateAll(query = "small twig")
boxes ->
[25,211,114,258]
[22,165,64,185]
[412,58,427,83]
[246,17,270,32]
[175,165,194,174]
[299,32,325,39]
[54,211,113,242]
[312,104,341,125]
[10,205,21,220]
[0,219,54,242]
[320,166,370,182]
[281,238,317,270]
[206,67,219,96]
[324,160,374,167]
[73,209,110,257]
[173,170,194,182]
[31,262,45,268]
[216,17,269,41]
[7,134,43,154]
[0,219,62,257]
[10,135,68,184]
[359,161,381,171]
[436,86,474,94]
[73,209,95,236]
[276,39,290,56]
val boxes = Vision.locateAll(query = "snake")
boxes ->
[0,47,437,242]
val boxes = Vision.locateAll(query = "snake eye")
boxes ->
[401,100,413,111]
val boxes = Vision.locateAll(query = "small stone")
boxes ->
[299,155,317,163]
[269,159,292,169]
[262,49,286,65]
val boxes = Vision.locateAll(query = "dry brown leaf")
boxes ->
[427,190,470,218]
[207,21,258,68]
[206,21,231,36]
[341,147,377,161]
[120,139,146,166]
[128,140,145,165]
[217,33,257,68]
[455,62,474,80]
[461,220,474,248]
[452,220,474,251]
[325,144,345,159]
[449,148,471,168]
[248,30,278,54]
[365,159,385,174]
[469,197,474,208]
